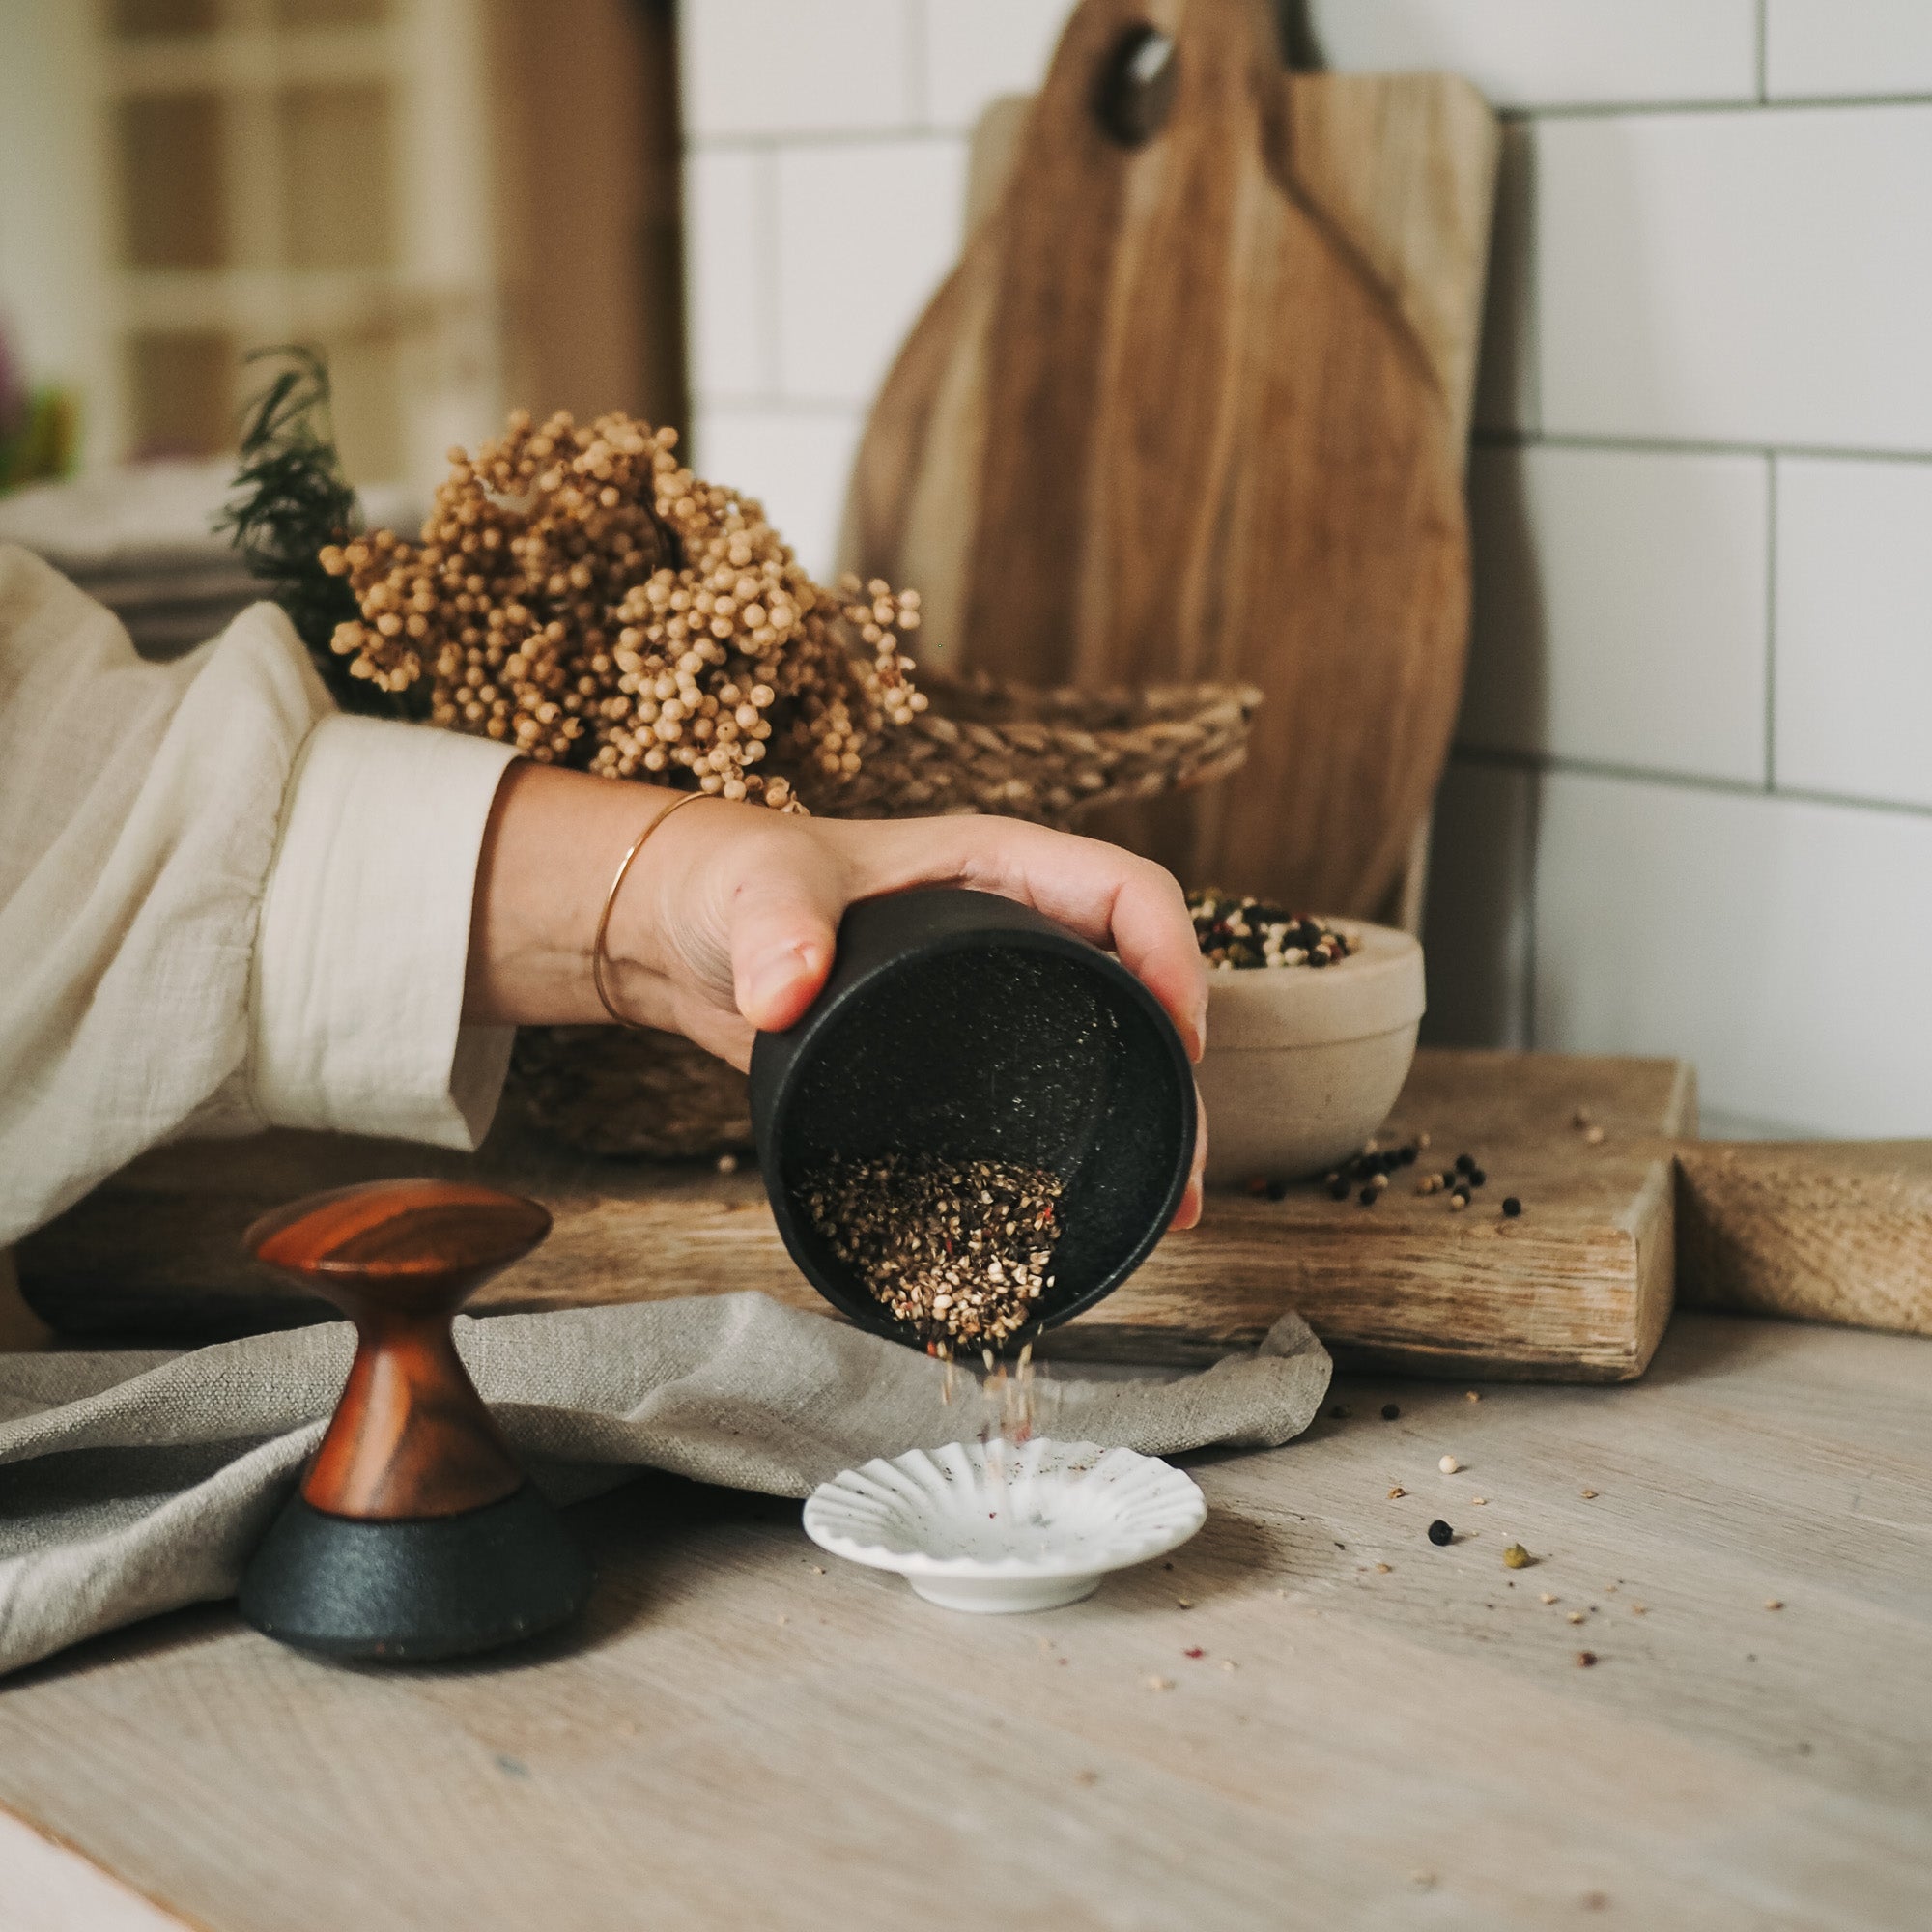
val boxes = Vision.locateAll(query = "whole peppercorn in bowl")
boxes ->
[1187,894,1424,1188]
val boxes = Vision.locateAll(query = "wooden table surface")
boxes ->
[2,1312,1928,1931]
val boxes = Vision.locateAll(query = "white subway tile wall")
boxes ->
[1304,0,1760,111]
[1462,444,1769,783]
[1766,0,1932,101]
[679,1,1932,1132]
[1535,106,1932,452]
[1773,456,1932,811]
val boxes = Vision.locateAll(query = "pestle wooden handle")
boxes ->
[246,1180,553,1520]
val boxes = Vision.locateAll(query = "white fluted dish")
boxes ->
[803,1438,1207,1614]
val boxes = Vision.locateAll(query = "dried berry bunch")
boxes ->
[801,1153,1065,1350]
[1186,891,1361,970]
[318,409,926,808]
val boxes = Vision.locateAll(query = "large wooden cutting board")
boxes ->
[17,1050,1691,1382]
[839,0,1499,918]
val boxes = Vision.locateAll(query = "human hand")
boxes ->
[467,766,1208,1227]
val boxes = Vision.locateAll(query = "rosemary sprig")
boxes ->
[215,347,415,718]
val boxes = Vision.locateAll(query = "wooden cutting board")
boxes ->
[838,0,1499,918]
[16,1049,1692,1382]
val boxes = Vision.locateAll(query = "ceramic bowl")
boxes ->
[802,1437,1206,1613]
[1197,920,1425,1186]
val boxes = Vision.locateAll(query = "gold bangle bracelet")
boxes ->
[591,789,721,1030]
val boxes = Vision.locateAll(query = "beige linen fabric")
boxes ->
[0,545,517,1250]
[0,1293,1330,1678]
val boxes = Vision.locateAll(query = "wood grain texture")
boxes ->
[1677,1142,1932,1338]
[839,0,1499,919]
[1,1315,1927,1931]
[249,1182,551,1520]
[18,1051,1689,1383]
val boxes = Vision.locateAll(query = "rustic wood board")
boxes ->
[1677,1141,1932,1339]
[17,1049,1691,1382]
[3,1315,1929,1931]
[839,0,1499,918]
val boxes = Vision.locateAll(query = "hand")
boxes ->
[466,765,1208,1227]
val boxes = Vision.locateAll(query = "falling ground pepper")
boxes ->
[800,1152,1064,1349]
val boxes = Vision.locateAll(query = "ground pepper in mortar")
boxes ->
[801,1153,1065,1349]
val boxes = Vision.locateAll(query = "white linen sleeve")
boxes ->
[249,713,518,1147]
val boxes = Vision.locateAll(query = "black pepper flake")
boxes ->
[1427,1520,1453,1546]
[1502,1196,1522,1218]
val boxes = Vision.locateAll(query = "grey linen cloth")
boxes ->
[0,1292,1329,1678]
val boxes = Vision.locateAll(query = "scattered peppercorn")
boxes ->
[1327,1176,1350,1201]
[1439,1455,1460,1473]
[1427,1520,1453,1546]
[1503,1543,1531,1569]
[1186,894,1361,971]
[1467,1167,1487,1187]
[1455,1154,1475,1176]
[1264,1178,1291,1202]
[1358,1185,1378,1207]
[1381,1403,1400,1420]
[1502,1196,1522,1217]
[1575,1650,1598,1668]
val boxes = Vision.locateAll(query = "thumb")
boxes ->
[728,872,841,1034]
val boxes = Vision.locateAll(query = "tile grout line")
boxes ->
[1499,90,1932,123]
[1449,745,1932,824]
[1472,429,1932,468]
[1764,454,1777,792]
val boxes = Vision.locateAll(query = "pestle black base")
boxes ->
[238,1485,594,1663]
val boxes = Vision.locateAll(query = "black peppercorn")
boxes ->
[1502,1196,1522,1218]
[1467,1167,1487,1187]
[1397,1144,1418,1166]
[1455,1154,1475,1176]
[1265,1179,1291,1202]
[1328,1177,1350,1201]
[1358,1185,1378,1206]
[1381,1402,1400,1421]
[1427,1520,1453,1546]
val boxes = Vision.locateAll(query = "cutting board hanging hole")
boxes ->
[1095,26,1179,145]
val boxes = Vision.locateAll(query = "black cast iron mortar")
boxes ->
[750,888,1195,1350]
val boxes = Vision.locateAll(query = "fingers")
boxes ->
[725,868,841,1035]
[1170,1073,1208,1230]
[829,815,1209,1062]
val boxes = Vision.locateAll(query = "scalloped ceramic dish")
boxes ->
[802,1437,1207,1613]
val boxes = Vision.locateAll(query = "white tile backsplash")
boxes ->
[1766,0,1932,101]
[683,148,772,401]
[1774,455,1932,810]
[773,137,968,405]
[681,0,917,142]
[690,406,867,579]
[921,0,1076,131]
[1463,444,1769,783]
[676,1,1932,1135]
[1537,105,1932,453]
[1533,772,1932,1136]
[1303,0,1759,111]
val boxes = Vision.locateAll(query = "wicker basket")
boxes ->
[511,666,1260,1160]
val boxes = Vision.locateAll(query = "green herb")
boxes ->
[214,347,412,718]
